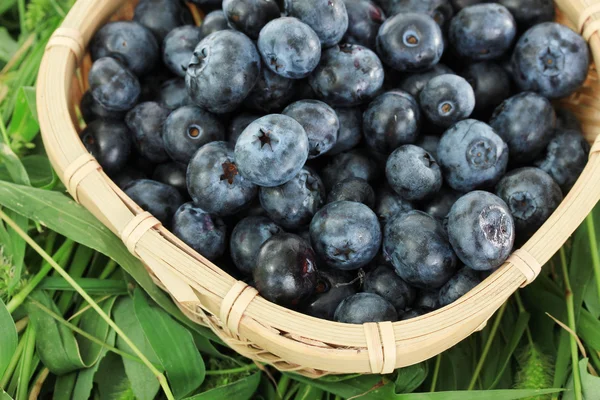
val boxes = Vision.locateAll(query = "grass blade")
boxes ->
[39,277,128,295]
[184,372,261,400]
[489,311,530,389]
[0,298,16,379]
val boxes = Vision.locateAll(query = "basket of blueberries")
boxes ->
[38,0,600,376]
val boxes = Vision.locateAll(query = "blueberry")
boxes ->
[385,0,454,31]
[133,0,193,41]
[363,91,421,154]
[449,0,485,9]
[113,166,147,189]
[512,23,590,99]
[449,4,516,61]
[422,186,461,221]
[401,307,429,320]
[259,167,325,229]
[253,233,318,307]
[364,265,416,311]
[81,119,131,175]
[91,21,159,76]
[303,268,358,320]
[172,203,227,260]
[200,10,230,37]
[496,167,562,240]
[460,62,512,115]
[152,162,188,195]
[498,0,555,31]
[438,267,481,307]
[258,17,321,79]
[234,114,309,187]
[420,74,475,128]
[397,63,453,98]
[230,216,283,274]
[414,289,439,310]
[163,25,204,77]
[156,78,193,110]
[89,57,140,112]
[329,107,363,155]
[374,185,414,225]
[189,0,223,8]
[283,100,339,158]
[125,102,171,163]
[447,191,514,271]
[384,210,457,288]
[228,113,262,144]
[310,201,382,270]
[187,141,258,216]
[334,292,398,323]
[321,150,380,190]
[124,179,183,225]
[284,0,349,47]
[163,105,226,164]
[186,30,261,113]
[244,67,296,113]
[328,178,375,208]
[376,13,444,72]
[80,91,126,123]
[309,43,385,106]
[437,119,509,192]
[386,145,442,201]
[342,0,386,49]
[490,92,556,164]
[223,0,280,39]
[535,130,590,194]
[138,67,173,103]
[415,134,440,159]
[556,108,582,132]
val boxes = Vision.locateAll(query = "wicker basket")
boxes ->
[37,0,600,378]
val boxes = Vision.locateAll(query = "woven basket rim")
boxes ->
[36,0,600,377]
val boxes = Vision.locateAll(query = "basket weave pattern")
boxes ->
[37,0,600,377]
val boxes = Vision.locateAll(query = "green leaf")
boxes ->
[0,298,17,378]
[0,28,18,63]
[564,359,600,400]
[113,296,161,400]
[77,296,117,366]
[579,309,600,351]
[8,87,39,144]
[133,288,205,398]
[390,389,563,399]
[94,352,132,400]
[489,312,530,389]
[39,277,128,295]
[0,389,13,400]
[53,373,76,400]
[293,385,323,400]
[72,329,117,400]
[0,142,30,187]
[184,372,261,400]
[0,155,54,188]
[394,362,428,393]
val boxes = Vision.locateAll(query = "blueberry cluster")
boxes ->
[82,0,590,324]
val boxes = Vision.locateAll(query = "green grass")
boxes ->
[1,1,600,399]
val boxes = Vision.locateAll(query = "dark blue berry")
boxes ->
[343,0,386,49]
[310,201,382,270]
[259,167,325,229]
[414,289,439,310]
[450,0,485,9]
[498,0,555,31]
[420,74,475,128]
[163,105,225,164]
[422,186,461,221]
[172,202,227,260]
[321,150,380,190]
[490,92,556,164]
[416,134,440,159]
[124,179,183,225]
[535,130,590,194]
[253,233,318,307]
[438,267,481,307]
[125,102,170,163]
[186,30,261,113]
[363,90,421,154]
[437,119,509,192]
[228,113,262,144]
[447,191,515,271]
[283,100,339,158]
[230,216,283,275]
[556,108,582,132]
[385,0,454,31]
[401,307,429,320]
[81,119,131,175]
[397,64,453,98]
[376,13,444,72]
[364,265,416,311]
[512,23,590,99]
[309,43,385,106]
[334,292,398,323]
[383,210,457,288]
[329,107,362,155]
[386,145,442,201]
[113,166,147,190]
[187,141,258,216]
[153,162,187,195]
[244,67,296,113]
[460,62,512,115]
[284,0,349,47]
[223,0,280,39]
[163,25,204,77]
[374,185,414,225]
[133,0,193,41]
[89,57,140,112]
[303,268,357,320]
[258,17,321,79]
[328,178,375,208]
[156,78,192,110]
[200,10,230,37]
[235,114,309,187]
[449,4,516,61]
[91,21,159,76]
[80,91,125,123]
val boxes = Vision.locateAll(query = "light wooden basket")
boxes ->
[37,0,600,378]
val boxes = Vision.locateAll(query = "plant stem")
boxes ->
[204,364,258,375]
[28,367,49,400]
[430,354,441,392]
[283,382,300,400]
[585,214,600,303]
[277,374,291,398]
[468,303,507,390]
[17,0,27,35]
[98,259,118,280]
[0,335,25,389]
[514,292,534,346]
[0,209,175,400]
[560,247,582,400]
[16,324,35,400]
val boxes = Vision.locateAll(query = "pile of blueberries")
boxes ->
[81,0,591,324]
